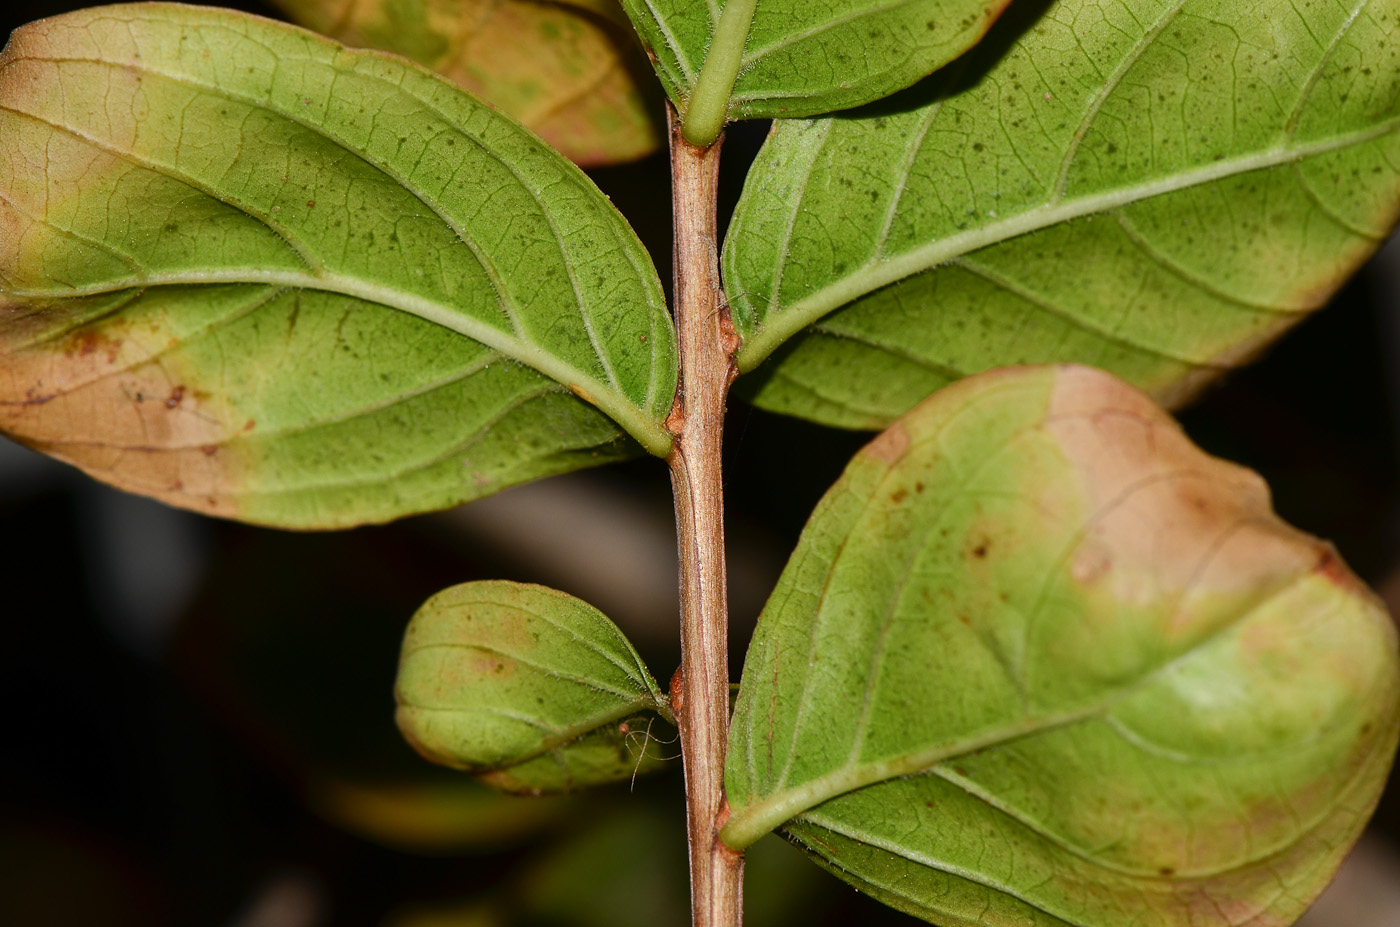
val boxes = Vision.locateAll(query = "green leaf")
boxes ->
[269,0,665,166]
[0,4,675,529]
[724,0,1400,429]
[396,580,675,795]
[618,0,1011,145]
[722,365,1400,925]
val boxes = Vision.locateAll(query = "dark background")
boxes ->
[2,1,1399,924]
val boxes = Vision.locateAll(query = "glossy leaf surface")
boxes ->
[271,0,663,165]
[618,0,1009,130]
[396,581,674,794]
[0,5,675,528]
[725,0,1400,429]
[723,365,1400,925]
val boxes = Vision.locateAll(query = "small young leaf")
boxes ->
[725,0,1400,428]
[396,581,674,794]
[722,365,1400,925]
[619,0,1010,143]
[270,0,664,165]
[0,5,676,528]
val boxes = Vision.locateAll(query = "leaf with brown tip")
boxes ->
[723,364,1400,926]
[0,5,676,528]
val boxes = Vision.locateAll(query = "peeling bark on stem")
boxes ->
[667,108,744,927]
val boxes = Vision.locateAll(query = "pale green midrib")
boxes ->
[6,44,675,422]
[681,0,760,145]
[441,593,662,700]
[407,694,661,768]
[25,49,646,401]
[920,720,1367,881]
[733,116,1400,371]
[723,708,1100,849]
[802,716,1389,895]
[4,270,674,456]
[403,640,643,701]
[38,381,564,496]
[6,288,513,441]
[719,562,1333,850]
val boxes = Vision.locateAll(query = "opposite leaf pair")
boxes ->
[4,0,1398,529]
[397,364,1400,927]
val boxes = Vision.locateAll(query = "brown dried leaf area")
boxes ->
[0,304,248,516]
[274,0,663,165]
[1044,365,1368,642]
[1020,368,1399,876]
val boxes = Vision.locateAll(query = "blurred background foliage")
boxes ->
[2,0,1399,924]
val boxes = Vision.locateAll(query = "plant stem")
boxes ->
[667,109,744,927]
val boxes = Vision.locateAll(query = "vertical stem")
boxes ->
[667,108,744,927]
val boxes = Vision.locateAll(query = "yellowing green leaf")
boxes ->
[725,0,1400,428]
[722,365,1400,926]
[270,0,664,166]
[618,0,1010,144]
[0,4,676,528]
[396,581,674,794]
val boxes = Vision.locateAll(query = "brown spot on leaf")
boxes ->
[164,385,185,409]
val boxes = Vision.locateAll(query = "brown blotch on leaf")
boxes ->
[1045,365,1321,639]
[865,422,910,463]
[1,308,245,519]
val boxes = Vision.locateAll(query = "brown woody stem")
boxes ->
[666,107,744,927]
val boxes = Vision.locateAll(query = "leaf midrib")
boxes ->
[1,45,675,454]
[407,695,660,768]
[719,558,1330,849]
[3,267,673,455]
[16,50,629,390]
[796,709,1386,907]
[733,116,1400,371]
